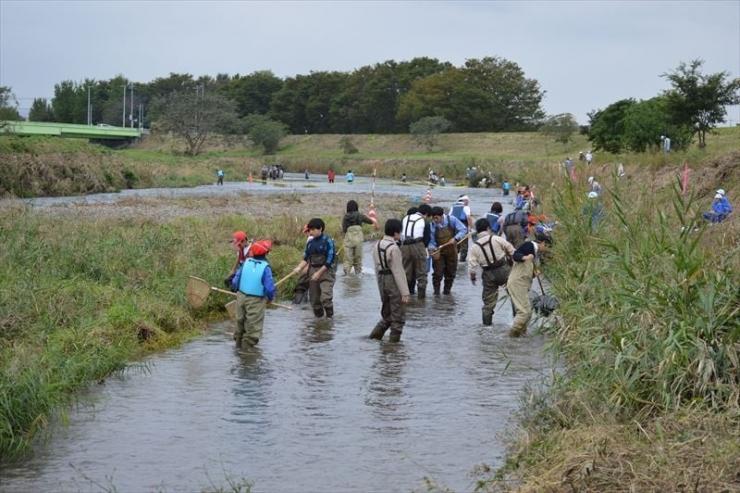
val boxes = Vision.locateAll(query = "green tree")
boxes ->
[270,72,348,133]
[622,97,692,152]
[28,98,55,121]
[243,114,287,154]
[0,87,22,121]
[539,113,579,143]
[153,91,237,155]
[409,116,452,151]
[51,80,87,123]
[662,59,740,147]
[587,99,635,153]
[224,70,283,118]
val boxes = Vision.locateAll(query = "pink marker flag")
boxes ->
[681,162,689,195]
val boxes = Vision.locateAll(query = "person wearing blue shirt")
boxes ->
[292,218,337,318]
[428,206,467,295]
[346,169,355,183]
[703,189,733,223]
[502,179,511,196]
[216,169,224,186]
[234,240,275,348]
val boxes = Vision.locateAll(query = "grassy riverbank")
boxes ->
[0,200,391,458]
[2,127,738,198]
[477,152,739,491]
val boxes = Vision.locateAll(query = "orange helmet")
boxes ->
[250,240,272,256]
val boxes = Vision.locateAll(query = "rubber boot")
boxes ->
[482,310,493,326]
[417,289,426,299]
[324,306,334,319]
[443,279,453,295]
[388,330,402,343]
[408,281,416,296]
[508,326,526,337]
[433,283,441,295]
[369,324,387,340]
[313,306,325,318]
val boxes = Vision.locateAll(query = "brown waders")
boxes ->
[458,234,469,262]
[504,224,526,249]
[369,273,406,342]
[308,253,335,318]
[432,225,457,295]
[401,240,428,298]
[235,292,266,347]
[481,265,510,325]
[343,225,364,275]
[507,260,534,336]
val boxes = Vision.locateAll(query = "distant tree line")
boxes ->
[5,56,545,134]
[587,60,740,152]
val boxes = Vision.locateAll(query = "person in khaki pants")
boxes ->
[341,200,377,275]
[291,218,337,318]
[468,218,515,326]
[369,219,410,342]
[507,238,541,337]
[400,206,430,298]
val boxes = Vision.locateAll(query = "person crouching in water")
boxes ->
[507,238,541,337]
[292,218,336,318]
[428,206,467,295]
[342,200,378,275]
[469,218,515,326]
[234,240,275,348]
[370,219,410,342]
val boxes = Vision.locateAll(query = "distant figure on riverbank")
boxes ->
[661,135,671,153]
[401,173,407,183]
[564,157,575,181]
[617,163,625,178]
[261,166,268,184]
[328,168,335,184]
[346,169,354,183]
[304,169,310,180]
[502,179,511,196]
[703,189,732,223]
[216,169,225,186]
[585,151,593,166]
[588,176,602,196]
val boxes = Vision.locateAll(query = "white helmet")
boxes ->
[587,191,599,199]
[716,189,725,196]
[587,176,594,184]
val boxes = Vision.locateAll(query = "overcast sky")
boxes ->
[1,0,739,124]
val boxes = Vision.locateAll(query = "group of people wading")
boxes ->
[226,189,545,349]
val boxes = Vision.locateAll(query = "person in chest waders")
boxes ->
[291,218,336,318]
[428,206,467,295]
[450,195,473,262]
[507,238,542,337]
[342,200,378,275]
[400,206,431,298]
[502,210,530,249]
[369,219,411,342]
[234,240,276,348]
[468,218,515,325]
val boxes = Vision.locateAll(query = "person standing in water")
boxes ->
[369,219,410,342]
[341,200,378,275]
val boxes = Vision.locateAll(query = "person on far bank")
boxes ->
[703,189,733,223]
[469,218,515,326]
[234,240,275,348]
[346,169,355,183]
[502,179,511,197]
[342,200,378,275]
[507,238,542,337]
[450,195,474,262]
[328,168,336,184]
[292,218,336,318]
[216,169,225,186]
[588,176,602,196]
[304,168,310,180]
[369,219,411,342]
[400,206,430,298]
[428,206,467,295]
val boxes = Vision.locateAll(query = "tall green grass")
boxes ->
[0,207,359,458]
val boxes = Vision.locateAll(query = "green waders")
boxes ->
[235,292,266,347]
[481,264,510,325]
[343,225,364,275]
[507,260,534,336]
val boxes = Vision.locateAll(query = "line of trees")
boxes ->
[587,60,739,152]
[5,56,545,135]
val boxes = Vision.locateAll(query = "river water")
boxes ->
[1,178,551,492]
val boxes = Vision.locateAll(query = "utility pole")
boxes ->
[87,85,91,125]
[122,81,126,127]
[138,103,143,130]
[130,83,134,128]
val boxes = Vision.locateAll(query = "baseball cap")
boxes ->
[232,231,247,242]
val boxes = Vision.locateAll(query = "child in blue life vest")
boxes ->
[233,240,275,348]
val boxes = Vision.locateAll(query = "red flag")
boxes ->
[681,162,689,195]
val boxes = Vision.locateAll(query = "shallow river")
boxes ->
[2,178,551,492]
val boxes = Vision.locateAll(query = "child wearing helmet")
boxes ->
[234,239,275,348]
